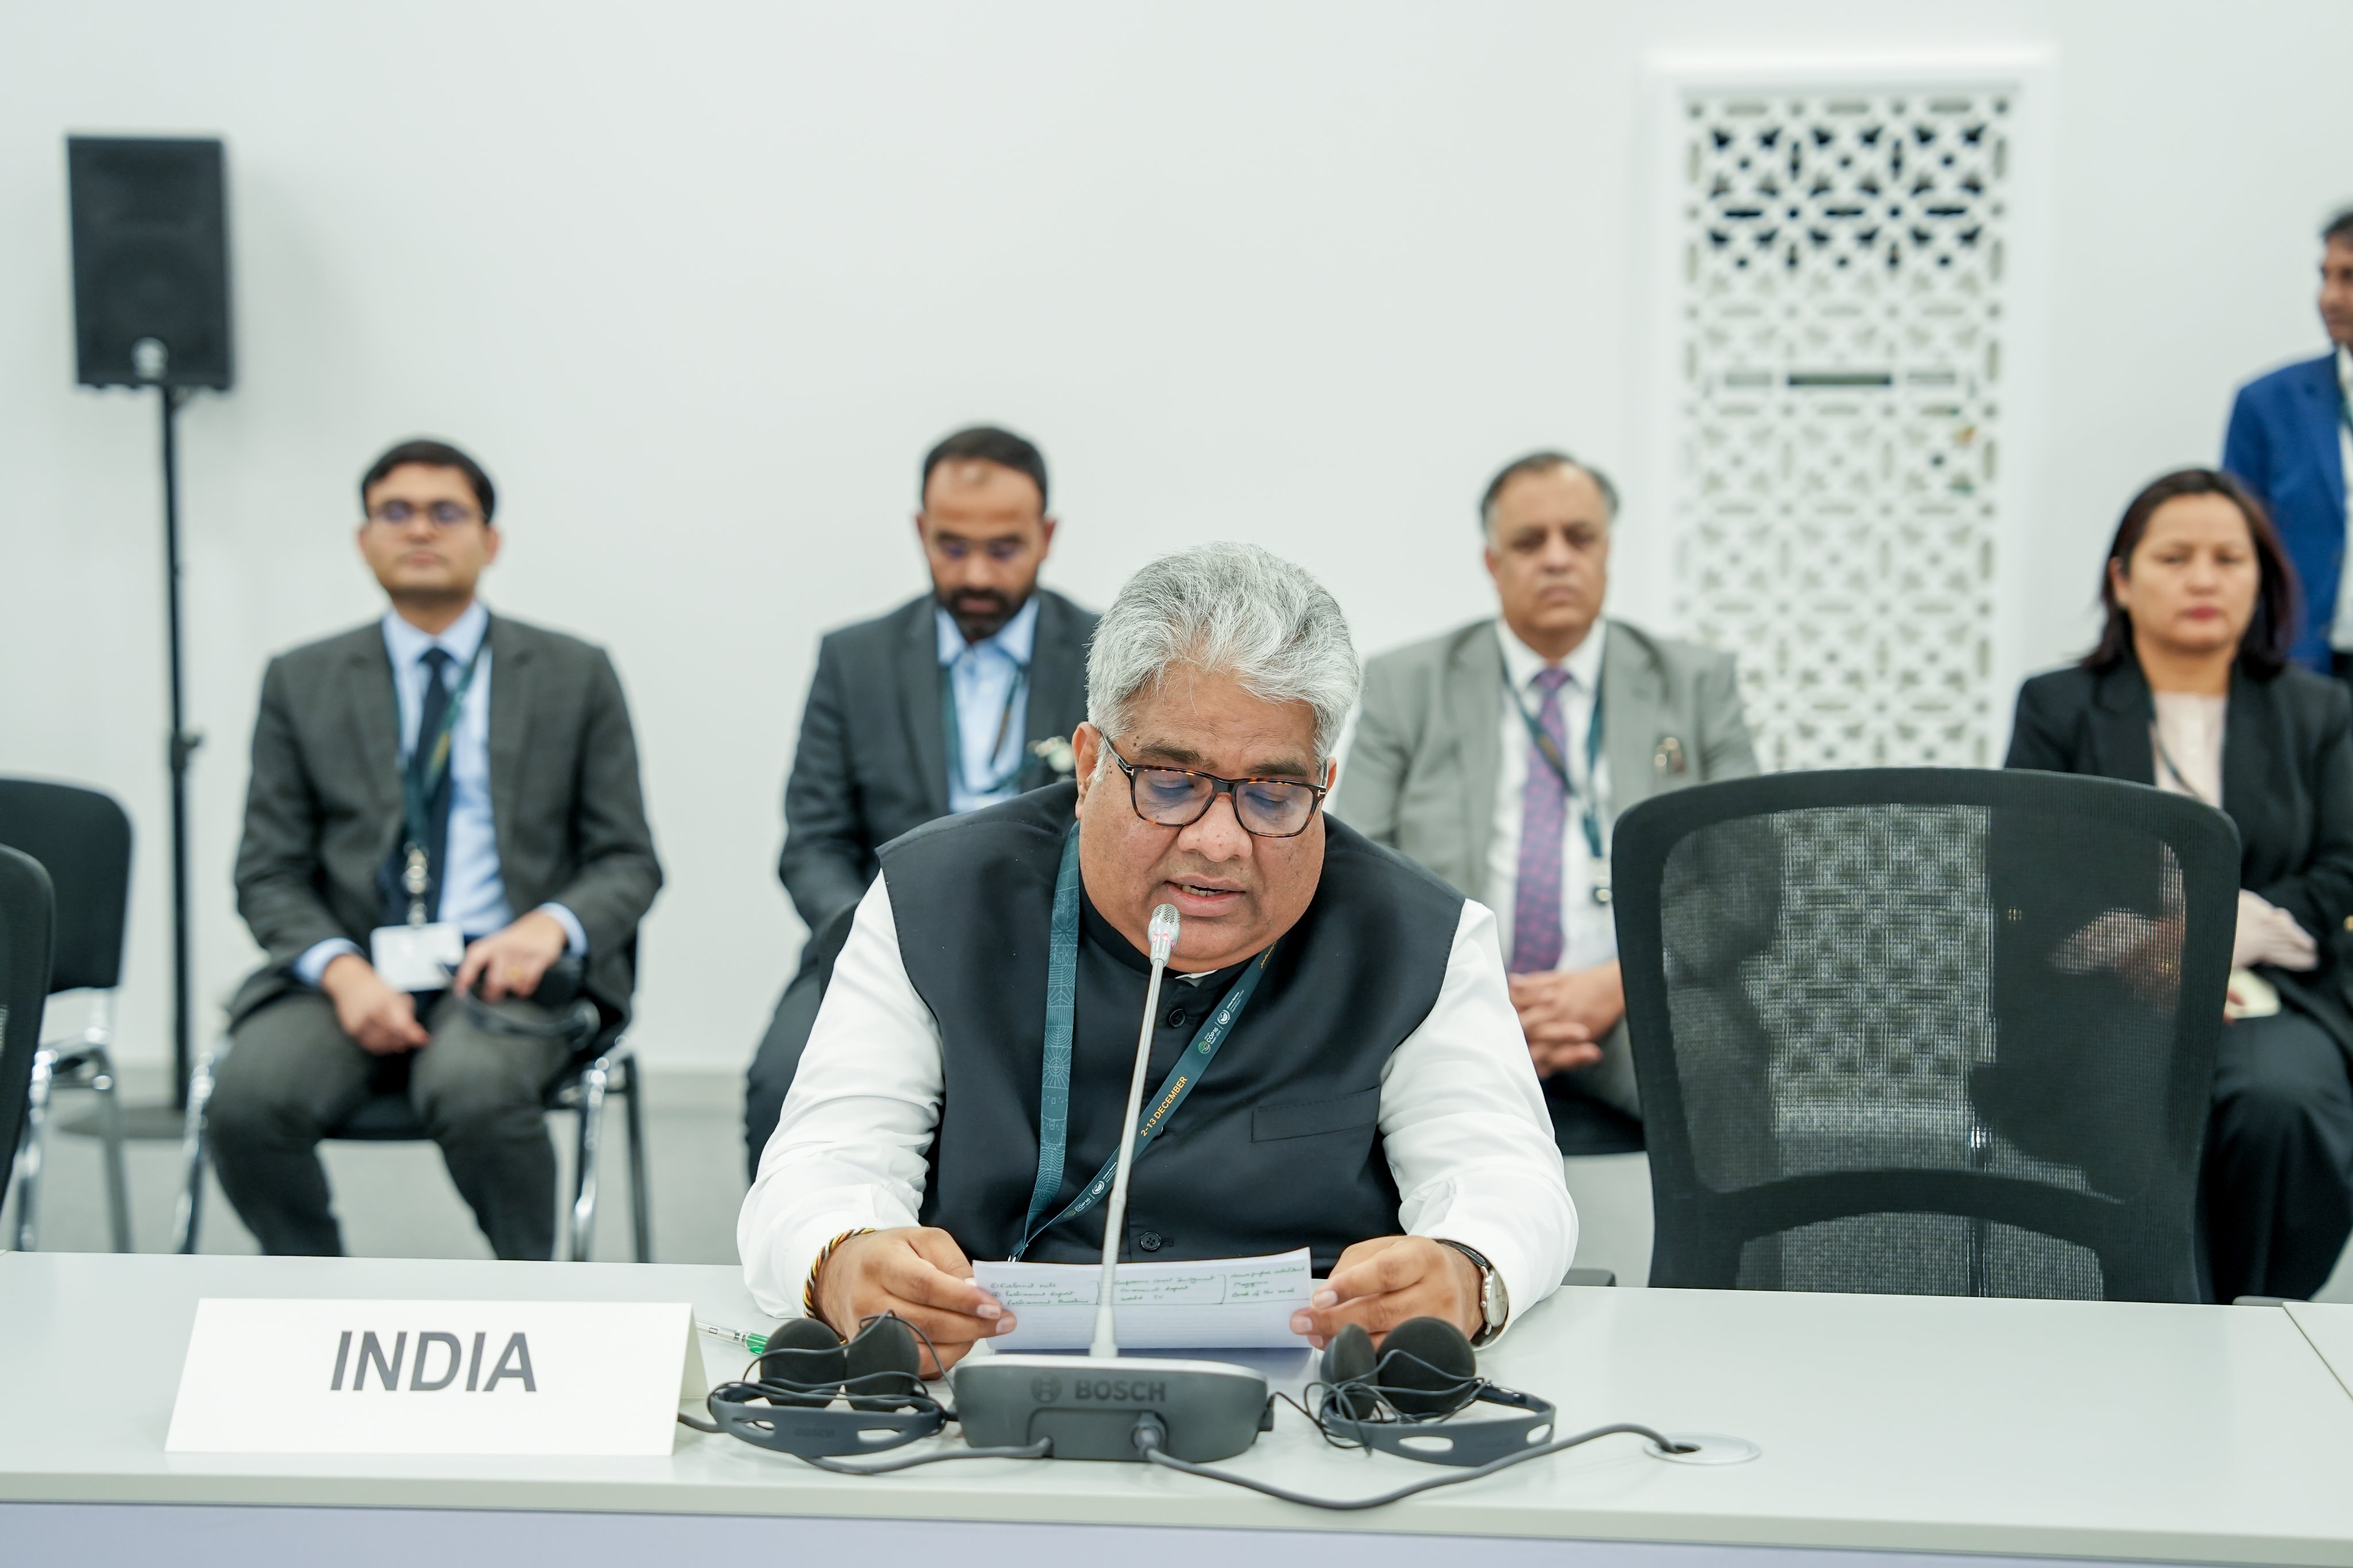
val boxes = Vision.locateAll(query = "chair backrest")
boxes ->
[0,778,133,994]
[0,845,57,1210]
[1613,768,2239,1303]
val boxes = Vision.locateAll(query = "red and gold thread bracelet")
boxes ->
[803,1227,878,1323]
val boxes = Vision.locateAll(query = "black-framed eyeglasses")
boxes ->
[367,499,482,528]
[1104,739,1328,839]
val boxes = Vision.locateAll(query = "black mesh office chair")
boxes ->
[0,779,133,1251]
[1,845,59,1225]
[175,983,650,1264]
[1613,768,2238,1303]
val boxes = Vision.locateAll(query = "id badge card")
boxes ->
[370,922,465,993]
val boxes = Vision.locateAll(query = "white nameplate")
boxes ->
[165,1297,707,1455]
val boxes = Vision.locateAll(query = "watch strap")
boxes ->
[1436,1238,1508,1346]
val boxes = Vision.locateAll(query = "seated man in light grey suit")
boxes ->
[1339,451,1756,1144]
[211,439,662,1260]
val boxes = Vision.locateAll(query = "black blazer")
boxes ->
[777,589,1096,939]
[2004,658,2353,1048]
[230,613,664,1025]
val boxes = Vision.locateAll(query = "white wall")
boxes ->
[3,0,2348,1072]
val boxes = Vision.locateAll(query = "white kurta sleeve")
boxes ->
[737,875,947,1318]
[1379,898,1578,1334]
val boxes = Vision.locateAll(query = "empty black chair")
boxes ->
[1614,768,2238,1303]
[1,845,58,1223]
[0,778,133,1251]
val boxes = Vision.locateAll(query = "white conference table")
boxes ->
[1,1250,2350,1567]
[2285,1301,2353,1403]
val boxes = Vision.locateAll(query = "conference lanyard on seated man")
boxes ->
[1506,671,1610,906]
[372,642,484,992]
[1010,821,1277,1260]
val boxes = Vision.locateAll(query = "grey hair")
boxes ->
[1086,543,1360,762]
[1478,450,1619,532]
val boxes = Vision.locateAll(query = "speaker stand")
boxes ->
[71,383,202,1138]
[156,382,202,1116]
[80,381,206,1134]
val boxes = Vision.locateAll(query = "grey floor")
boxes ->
[7,1068,2350,1303]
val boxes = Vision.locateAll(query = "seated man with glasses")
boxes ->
[740,543,1573,1370]
[209,438,662,1259]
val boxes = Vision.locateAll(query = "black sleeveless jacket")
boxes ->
[879,783,1464,1269]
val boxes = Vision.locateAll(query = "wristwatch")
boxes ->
[1437,1239,1509,1346]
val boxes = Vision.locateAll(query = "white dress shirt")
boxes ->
[293,601,585,986]
[739,875,1578,1333]
[1484,619,1615,973]
[940,595,1039,814]
[2331,347,2353,651]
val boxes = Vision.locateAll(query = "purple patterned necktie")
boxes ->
[1510,667,1573,974]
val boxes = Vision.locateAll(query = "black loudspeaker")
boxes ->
[67,136,233,389]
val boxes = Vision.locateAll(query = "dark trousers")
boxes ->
[209,989,575,1260]
[2205,1009,2353,1300]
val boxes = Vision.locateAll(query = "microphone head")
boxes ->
[1148,903,1182,964]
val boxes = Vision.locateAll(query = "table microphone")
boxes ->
[953,903,1271,1462]
[1092,902,1182,1358]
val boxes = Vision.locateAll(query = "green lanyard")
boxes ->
[1505,673,1610,902]
[1009,823,1276,1260]
[397,642,486,925]
[942,655,1031,799]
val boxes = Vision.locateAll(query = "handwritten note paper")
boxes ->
[971,1248,1312,1351]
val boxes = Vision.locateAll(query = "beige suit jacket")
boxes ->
[1338,616,1758,1122]
[1337,617,1759,911]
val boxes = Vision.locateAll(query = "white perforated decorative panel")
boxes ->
[1672,85,2013,770]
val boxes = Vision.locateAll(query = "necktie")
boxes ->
[1510,667,1573,974]
[381,647,457,925]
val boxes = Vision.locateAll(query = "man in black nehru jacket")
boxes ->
[739,544,1574,1373]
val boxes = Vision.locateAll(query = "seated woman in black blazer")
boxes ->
[2007,468,2353,1301]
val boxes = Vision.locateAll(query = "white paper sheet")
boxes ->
[971,1248,1313,1351]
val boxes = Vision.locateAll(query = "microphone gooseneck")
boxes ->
[955,897,1268,1463]
[1091,901,1182,1360]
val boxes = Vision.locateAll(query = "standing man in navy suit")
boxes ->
[2224,208,2353,675]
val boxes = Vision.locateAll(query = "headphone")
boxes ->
[700,1314,948,1458]
[1314,1316,1559,1467]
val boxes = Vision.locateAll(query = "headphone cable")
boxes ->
[792,1439,1053,1474]
[1132,1418,1689,1509]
